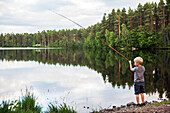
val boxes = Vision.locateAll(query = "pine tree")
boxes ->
[107,14,113,31]
[37,31,41,45]
[133,9,139,28]
[153,2,158,32]
[47,30,50,47]
[121,8,127,25]
[117,9,121,39]
[0,33,3,47]
[114,13,118,36]
[127,7,133,30]
[111,9,116,32]
[143,2,152,32]
[158,0,165,30]
[165,0,170,25]
[101,13,107,34]
[22,33,28,47]
[41,31,47,47]
[137,3,143,26]
[121,24,129,46]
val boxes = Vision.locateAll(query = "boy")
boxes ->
[129,57,145,106]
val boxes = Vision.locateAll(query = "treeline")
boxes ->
[0,0,169,48]
[0,29,85,47]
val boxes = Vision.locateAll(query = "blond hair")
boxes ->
[134,57,143,65]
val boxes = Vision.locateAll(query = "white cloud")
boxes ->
[0,0,164,33]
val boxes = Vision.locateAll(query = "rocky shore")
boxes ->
[95,100,170,113]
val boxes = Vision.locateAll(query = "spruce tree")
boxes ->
[121,8,127,25]
[158,0,165,30]
[127,7,133,30]
[137,3,143,26]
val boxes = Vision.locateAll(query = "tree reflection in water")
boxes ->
[0,48,169,99]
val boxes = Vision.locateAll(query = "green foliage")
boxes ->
[91,109,101,113]
[0,89,42,113]
[151,100,170,106]
[16,93,41,112]
[47,103,76,113]
[0,100,13,113]
[84,33,95,49]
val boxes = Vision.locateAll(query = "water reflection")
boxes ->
[0,48,169,112]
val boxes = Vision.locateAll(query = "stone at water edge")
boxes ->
[127,102,136,107]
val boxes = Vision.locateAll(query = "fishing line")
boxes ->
[49,10,130,61]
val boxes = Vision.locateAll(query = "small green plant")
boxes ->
[47,103,77,113]
[47,103,59,113]
[91,109,101,113]
[15,89,42,113]
[0,100,12,113]
[0,89,42,113]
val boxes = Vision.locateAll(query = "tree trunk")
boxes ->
[119,16,121,39]
[163,6,165,26]
[140,11,142,26]
[155,15,157,32]
[151,9,153,32]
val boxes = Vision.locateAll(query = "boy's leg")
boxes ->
[136,94,139,104]
[140,93,144,103]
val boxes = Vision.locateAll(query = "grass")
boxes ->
[47,103,77,113]
[0,89,42,113]
[0,100,14,113]
[0,89,77,113]
[91,109,101,113]
[151,100,170,106]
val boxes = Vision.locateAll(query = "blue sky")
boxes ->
[0,0,162,33]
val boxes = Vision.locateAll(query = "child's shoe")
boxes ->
[140,102,146,106]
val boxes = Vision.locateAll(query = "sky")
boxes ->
[0,0,162,34]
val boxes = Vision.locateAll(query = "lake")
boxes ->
[0,48,169,112]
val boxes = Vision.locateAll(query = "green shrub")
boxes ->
[0,100,12,113]
[47,103,77,113]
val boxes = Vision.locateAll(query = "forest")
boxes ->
[0,0,169,49]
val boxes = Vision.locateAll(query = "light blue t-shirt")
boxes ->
[133,66,145,82]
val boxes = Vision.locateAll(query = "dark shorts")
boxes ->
[134,82,145,95]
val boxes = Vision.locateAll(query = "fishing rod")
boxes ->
[49,10,130,61]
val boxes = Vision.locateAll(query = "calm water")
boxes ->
[0,48,169,112]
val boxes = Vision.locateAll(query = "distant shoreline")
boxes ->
[0,47,63,50]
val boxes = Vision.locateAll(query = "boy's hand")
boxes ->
[129,60,133,71]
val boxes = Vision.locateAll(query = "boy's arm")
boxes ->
[129,60,133,71]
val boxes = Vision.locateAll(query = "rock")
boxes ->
[116,107,120,111]
[144,101,151,105]
[112,106,116,108]
[152,100,159,103]
[127,102,136,107]
[162,99,167,102]
[121,105,126,108]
